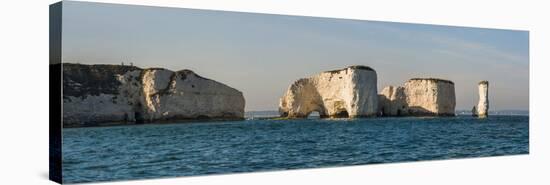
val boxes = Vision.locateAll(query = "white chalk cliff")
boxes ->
[473,81,489,117]
[378,78,456,116]
[279,66,378,118]
[62,64,245,127]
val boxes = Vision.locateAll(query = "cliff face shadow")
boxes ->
[407,106,455,116]
[332,110,349,118]
[378,104,457,117]
[378,95,406,117]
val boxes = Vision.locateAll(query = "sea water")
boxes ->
[62,115,529,183]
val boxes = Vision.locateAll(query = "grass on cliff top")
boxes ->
[479,80,489,85]
[324,65,375,74]
[62,63,143,97]
[409,78,454,85]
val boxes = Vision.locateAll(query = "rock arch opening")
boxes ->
[278,65,379,118]
[307,111,321,119]
[332,109,349,118]
[329,100,349,118]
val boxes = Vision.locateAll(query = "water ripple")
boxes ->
[62,115,529,183]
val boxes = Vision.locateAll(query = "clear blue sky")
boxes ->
[62,1,529,111]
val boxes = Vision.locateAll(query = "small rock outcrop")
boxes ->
[62,63,245,127]
[279,66,378,118]
[378,86,407,116]
[472,81,489,117]
[378,78,456,116]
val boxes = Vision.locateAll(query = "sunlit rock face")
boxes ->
[378,78,456,116]
[140,68,245,122]
[62,64,245,127]
[473,81,489,117]
[279,66,378,118]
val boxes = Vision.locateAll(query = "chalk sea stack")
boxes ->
[379,78,456,116]
[62,63,245,127]
[472,81,489,117]
[279,65,378,118]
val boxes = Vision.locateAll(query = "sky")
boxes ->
[61,1,529,111]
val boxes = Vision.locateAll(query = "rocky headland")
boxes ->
[62,63,245,127]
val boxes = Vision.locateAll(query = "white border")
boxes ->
[1,0,549,185]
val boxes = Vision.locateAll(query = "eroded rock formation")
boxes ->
[62,63,245,127]
[473,81,489,117]
[378,78,456,116]
[278,65,378,118]
[378,86,406,116]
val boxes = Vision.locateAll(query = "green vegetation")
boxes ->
[479,80,489,85]
[324,65,375,74]
[409,78,454,85]
[62,63,142,98]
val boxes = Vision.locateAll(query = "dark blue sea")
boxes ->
[62,115,529,183]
